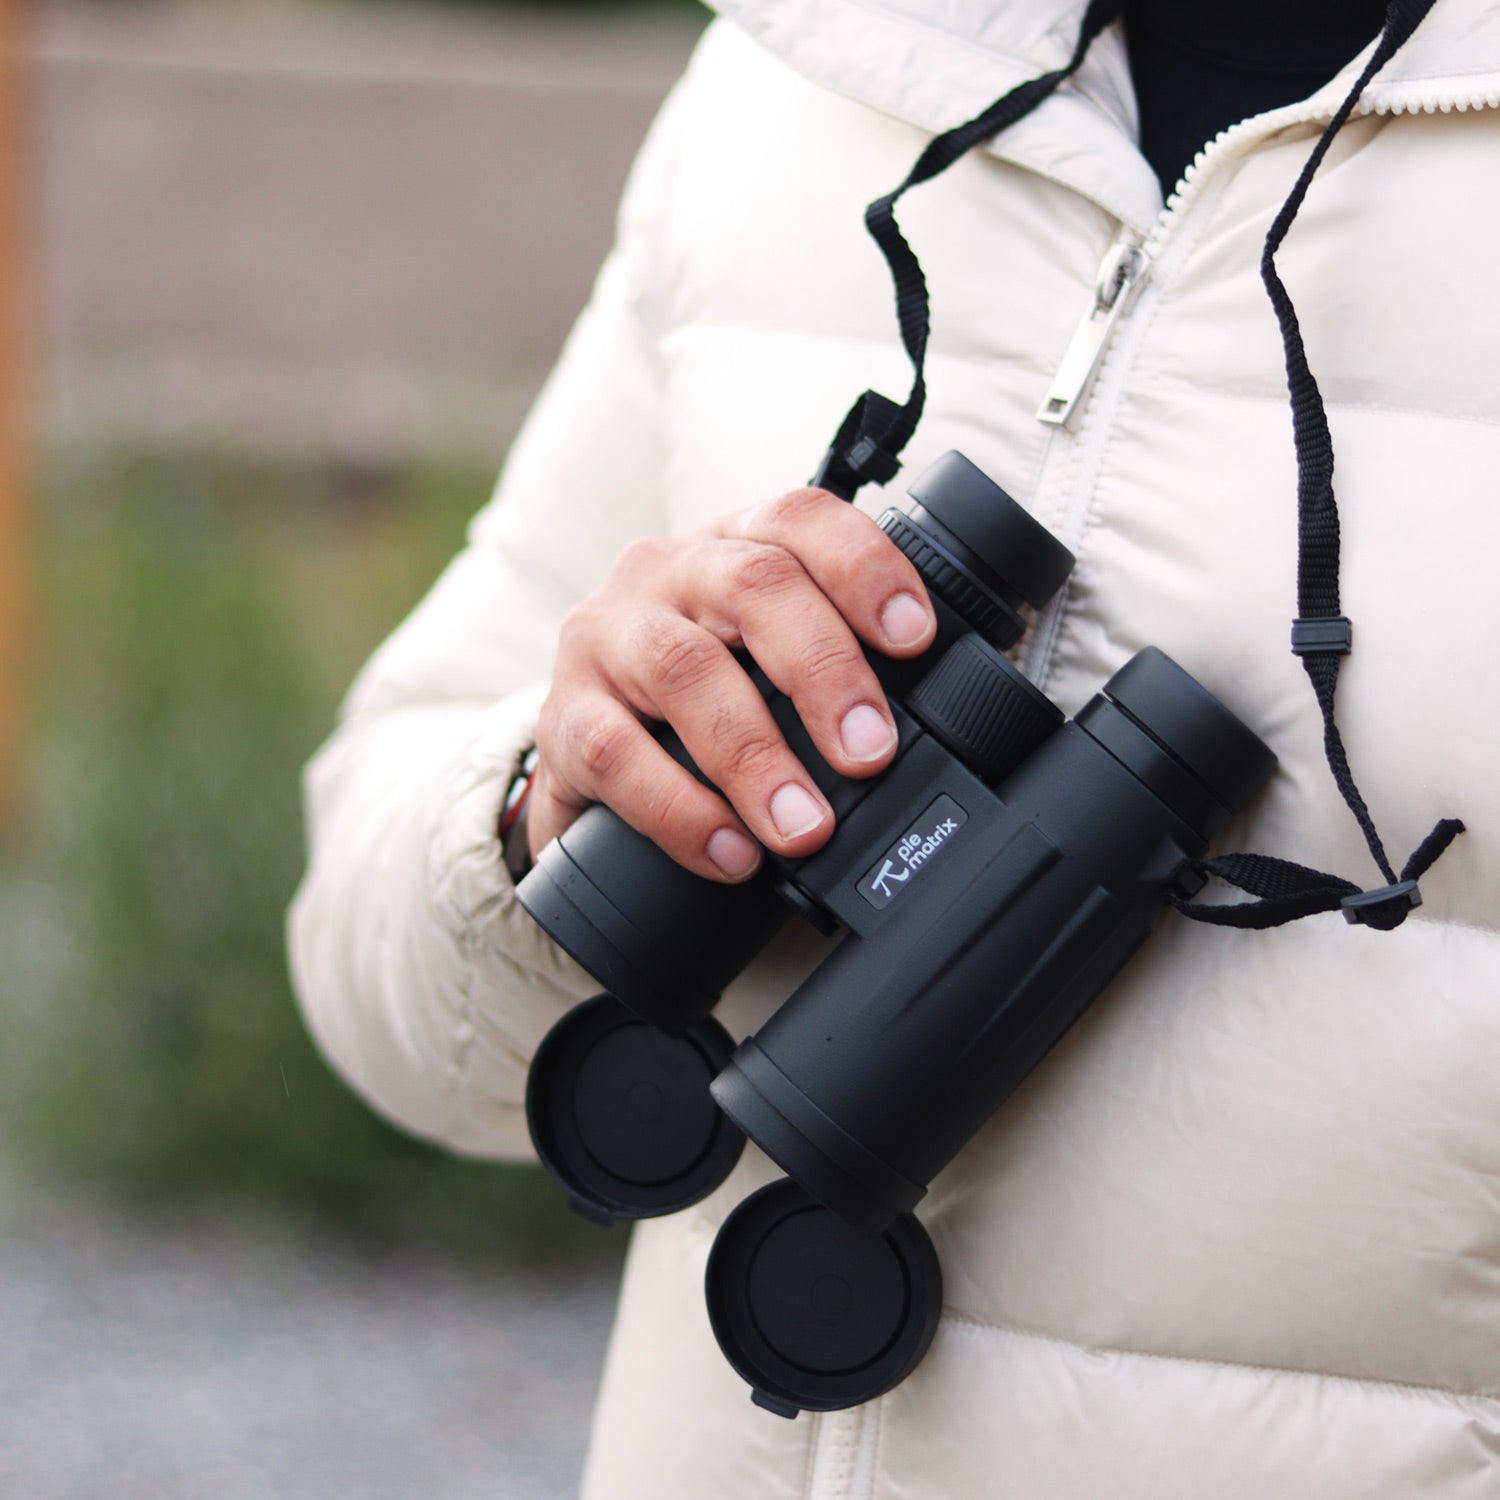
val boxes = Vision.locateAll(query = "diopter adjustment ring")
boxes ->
[879,511,1025,651]
[908,633,1063,784]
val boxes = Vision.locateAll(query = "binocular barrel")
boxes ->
[522,804,786,1037]
[712,647,1275,1236]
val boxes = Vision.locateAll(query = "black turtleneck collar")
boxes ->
[1124,0,1391,194]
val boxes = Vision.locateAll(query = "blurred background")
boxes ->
[0,1,706,1495]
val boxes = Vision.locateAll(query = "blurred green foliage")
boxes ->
[0,449,614,1266]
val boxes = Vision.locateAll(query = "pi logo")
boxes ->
[868,859,911,900]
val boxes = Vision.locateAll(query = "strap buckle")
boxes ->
[1340,878,1421,929]
[1290,616,1352,656]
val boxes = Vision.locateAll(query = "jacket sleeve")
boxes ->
[286,54,697,1160]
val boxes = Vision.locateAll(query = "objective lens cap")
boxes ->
[906,452,1075,610]
[705,1179,942,1417]
[1104,647,1278,816]
[526,995,745,1224]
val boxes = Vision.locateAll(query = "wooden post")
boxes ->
[0,0,25,831]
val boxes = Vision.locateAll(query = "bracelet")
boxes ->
[500,746,540,880]
[500,745,540,838]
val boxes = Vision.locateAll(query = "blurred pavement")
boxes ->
[32,0,707,465]
[0,1169,625,1500]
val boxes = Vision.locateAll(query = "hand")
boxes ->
[528,487,936,881]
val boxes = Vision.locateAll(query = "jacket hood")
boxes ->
[704,0,1500,231]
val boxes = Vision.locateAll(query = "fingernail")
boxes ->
[881,592,932,648]
[770,782,828,840]
[840,703,897,763]
[707,827,761,880]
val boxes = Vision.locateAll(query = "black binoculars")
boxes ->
[517,452,1275,1417]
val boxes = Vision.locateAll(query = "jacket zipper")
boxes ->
[1036,75,1500,432]
[806,1405,880,1500]
[1035,229,1152,429]
[1023,71,1500,687]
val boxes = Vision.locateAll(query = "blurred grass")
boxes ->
[0,447,615,1267]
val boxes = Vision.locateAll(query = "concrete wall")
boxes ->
[32,2,705,466]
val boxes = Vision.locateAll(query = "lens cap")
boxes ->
[705,1179,942,1418]
[526,994,745,1224]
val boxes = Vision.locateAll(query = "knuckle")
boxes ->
[575,717,635,785]
[556,599,597,650]
[614,533,671,578]
[830,527,906,596]
[639,776,696,844]
[761,486,826,531]
[797,633,863,688]
[858,523,911,581]
[721,731,784,784]
[651,627,720,698]
[728,543,804,600]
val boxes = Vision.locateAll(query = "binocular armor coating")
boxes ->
[518,452,1276,1415]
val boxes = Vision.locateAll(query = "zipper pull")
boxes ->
[1036,231,1152,429]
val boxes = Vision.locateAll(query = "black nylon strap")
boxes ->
[1175,0,1465,933]
[1260,6,1414,887]
[815,0,1124,502]
[819,0,1462,932]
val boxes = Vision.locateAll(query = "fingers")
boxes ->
[719,488,936,657]
[696,541,902,778]
[671,489,935,782]
[531,690,765,882]
[529,487,939,885]
[602,613,837,858]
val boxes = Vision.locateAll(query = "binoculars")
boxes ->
[517,452,1275,1416]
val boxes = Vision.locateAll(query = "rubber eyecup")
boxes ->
[526,994,745,1224]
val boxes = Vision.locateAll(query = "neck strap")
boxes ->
[1172,0,1464,931]
[812,0,1124,502]
[816,0,1463,932]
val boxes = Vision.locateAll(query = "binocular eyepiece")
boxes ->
[518,452,1275,1415]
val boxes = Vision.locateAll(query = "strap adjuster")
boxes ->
[813,390,905,500]
[1341,879,1421,929]
[844,436,902,485]
[1291,616,1353,656]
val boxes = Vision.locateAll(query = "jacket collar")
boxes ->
[705,0,1500,232]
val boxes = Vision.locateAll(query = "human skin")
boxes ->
[528,486,937,882]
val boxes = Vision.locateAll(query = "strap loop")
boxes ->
[1170,816,1465,932]
[813,391,906,502]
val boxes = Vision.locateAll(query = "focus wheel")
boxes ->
[908,633,1063,784]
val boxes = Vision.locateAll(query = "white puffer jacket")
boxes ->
[289,2,1500,1494]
